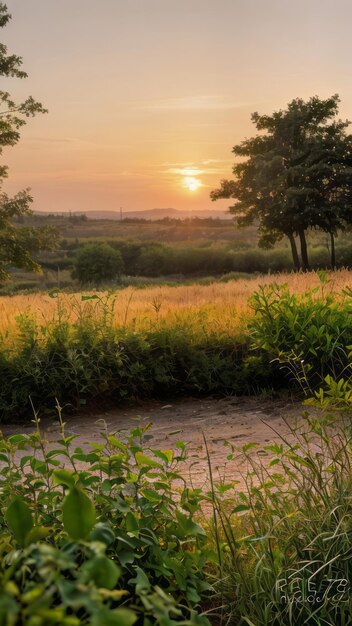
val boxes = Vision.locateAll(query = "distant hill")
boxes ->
[34,208,233,221]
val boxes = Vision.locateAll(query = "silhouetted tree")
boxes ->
[0,3,56,280]
[211,95,352,270]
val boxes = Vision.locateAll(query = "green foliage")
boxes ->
[0,417,212,625]
[211,94,352,271]
[1,405,352,625]
[62,486,96,540]
[5,497,33,547]
[6,276,352,421]
[248,276,352,393]
[72,243,124,285]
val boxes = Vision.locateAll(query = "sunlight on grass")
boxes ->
[1,270,352,339]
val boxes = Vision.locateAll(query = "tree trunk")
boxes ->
[298,229,310,271]
[288,234,300,271]
[330,231,336,270]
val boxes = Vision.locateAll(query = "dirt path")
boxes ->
[3,396,308,488]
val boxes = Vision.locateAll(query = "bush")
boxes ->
[248,275,352,392]
[72,243,124,285]
[136,245,174,277]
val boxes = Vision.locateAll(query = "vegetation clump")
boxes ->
[0,415,212,625]
[72,243,124,286]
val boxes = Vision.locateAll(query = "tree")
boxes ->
[0,3,56,280]
[211,95,352,271]
[72,243,124,285]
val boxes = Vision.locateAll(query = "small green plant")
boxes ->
[0,410,212,625]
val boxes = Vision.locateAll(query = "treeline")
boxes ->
[39,239,352,281]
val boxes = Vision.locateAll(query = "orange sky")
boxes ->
[3,0,352,213]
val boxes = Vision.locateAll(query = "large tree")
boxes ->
[0,3,56,280]
[211,95,352,271]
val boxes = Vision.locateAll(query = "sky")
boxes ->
[2,0,352,213]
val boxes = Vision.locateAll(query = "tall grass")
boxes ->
[205,411,352,625]
[0,291,259,421]
[2,270,352,336]
[2,271,352,420]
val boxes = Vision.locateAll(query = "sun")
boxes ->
[184,176,202,192]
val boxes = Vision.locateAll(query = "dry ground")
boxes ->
[3,396,309,489]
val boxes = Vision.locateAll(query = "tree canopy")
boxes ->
[211,95,352,270]
[0,2,56,280]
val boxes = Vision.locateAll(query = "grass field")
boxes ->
[2,269,352,339]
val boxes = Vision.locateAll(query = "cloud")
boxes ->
[138,96,252,112]
[201,158,232,165]
[164,163,230,176]
[166,167,202,176]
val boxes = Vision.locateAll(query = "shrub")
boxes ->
[248,275,352,393]
[135,245,173,277]
[72,243,124,285]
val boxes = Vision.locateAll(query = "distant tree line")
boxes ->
[41,238,352,286]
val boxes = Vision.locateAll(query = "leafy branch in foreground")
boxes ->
[0,3,57,280]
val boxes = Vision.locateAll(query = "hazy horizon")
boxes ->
[3,0,352,213]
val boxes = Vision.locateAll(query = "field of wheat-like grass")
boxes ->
[1,270,351,338]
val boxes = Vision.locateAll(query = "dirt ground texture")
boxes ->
[3,396,309,489]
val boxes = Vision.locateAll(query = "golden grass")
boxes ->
[1,270,351,338]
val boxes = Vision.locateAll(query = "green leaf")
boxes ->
[126,512,139,533]
[242,442,258,453]
[81,294,99,301]
[134,451,162,469]
[7,434,28,445]
[91,608,137,626]
[152,449,174,464]
[90,523,115,546]
[26,526,51,544]
[82,555,121,589]
[62,487,96,540]
[53,469,77,488]
[129,566,151,593]
[231,504,249,514]
[5,497,33,547]
[176,511,206,537]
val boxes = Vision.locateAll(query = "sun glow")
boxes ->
[183,176,202,192]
